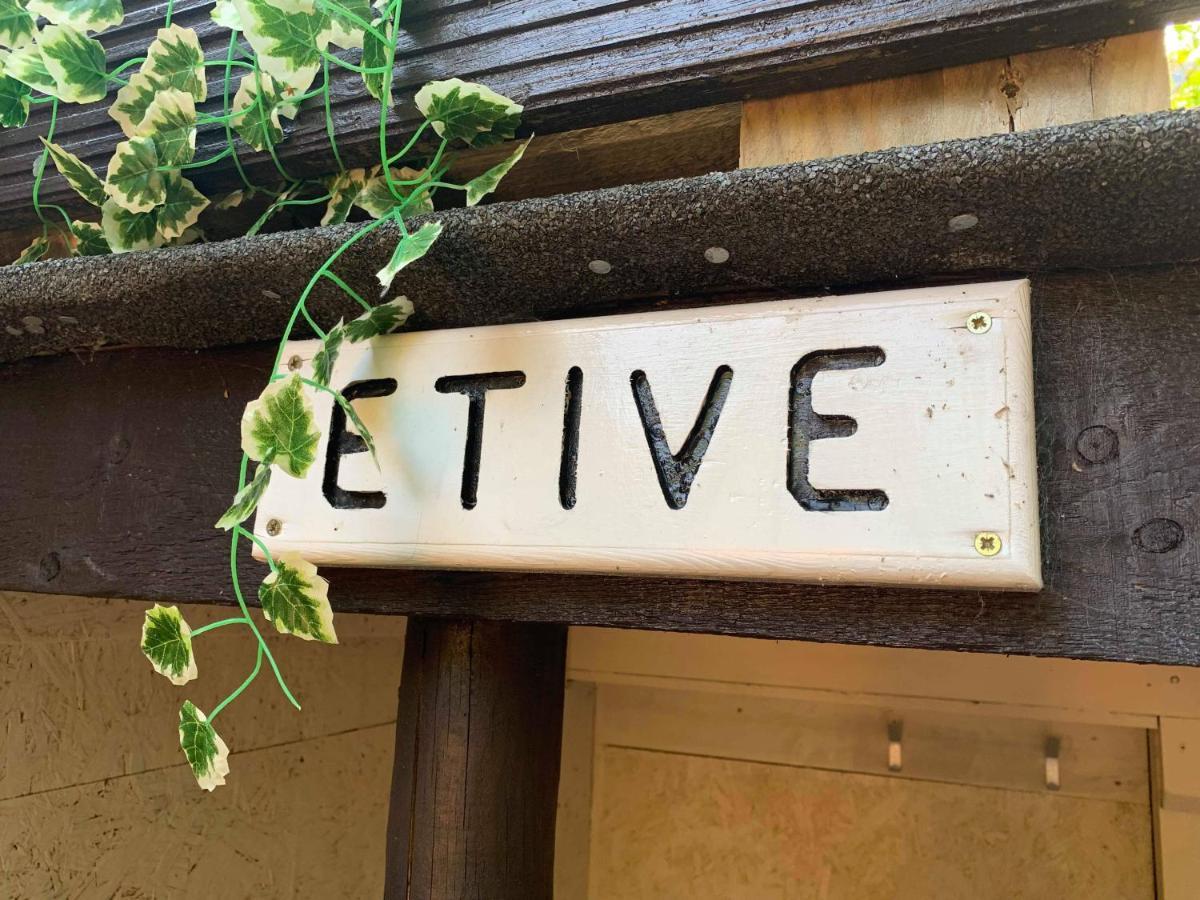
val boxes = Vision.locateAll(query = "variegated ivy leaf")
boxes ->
[241,374,320,477]
[335,390,377,463]
[465,137,530,207]
[344,294,412,342]
[137,88,196,167]
[321,168,365,226]
[359,16,388,101]
[157,174,208,240]
[213,187,255,210]
[108,70,156,137]
[39,24,107,103]
[140,603,197,686]
[0,73,30,126]
[11,234,48,265]
[27,0,124,34]
[105,136,164,213]
[231,71,287,151]
[322,0,370,49]
[258,553,337,643]
[215,460,272,530]
[40,137,105,207]
[4,42,57,95]
[355,165,433,219]
[0,0,35,49]
[376,221,441,295]
[210,0,242,29]
[70,219,109,255]
[311,320,342,386]
[101,197,162,252]
[179,701,230,791]
[169,223,204,246]
[414,78,522,148]
[234,0,329,95]
[143,24,206,102]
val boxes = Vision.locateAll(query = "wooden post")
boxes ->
[384,617,568,900]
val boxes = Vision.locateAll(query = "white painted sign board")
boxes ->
[254,280,1040,590]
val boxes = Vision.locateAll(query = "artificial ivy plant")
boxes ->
[1,0,528,790]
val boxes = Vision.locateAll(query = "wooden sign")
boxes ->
[254,281,1040,590]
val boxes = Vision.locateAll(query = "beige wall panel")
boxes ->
[0,592,405,799]
[741,31,1171,167]
[590,747,1154,900]
[0,725,394,898]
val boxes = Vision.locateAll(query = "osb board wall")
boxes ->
[0,592,405,897]
[589,748,1154,900]
[740,31,1170,166]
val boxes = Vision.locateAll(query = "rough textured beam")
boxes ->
[0,265,1196,665]
[2,109,1199,365]
[2,0,1199,221]
[384,618,566,900]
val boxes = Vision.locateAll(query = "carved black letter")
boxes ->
[559,366,583,510]
[323,378,397,510]
[631,366,733,510]
[788,348,888,512]
[435,371,527,509]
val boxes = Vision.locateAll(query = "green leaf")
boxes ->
[70,219,109,255]
[258,553,337,643]
[39,24,107,103]
[322,0,370,49]
[234,0,329,95]
[465,137,530,207]
[311,319,342,387]
[143,24,206,102]
[213,186,255,210]
[0,0,35,49]
[215,461,272,530]
[359,15,388,101]
[179,701,230,791]
[108,69,156,137]
[414,78,522,148]
[136,87,196,167]
[40,137,105,207]
[140,603,197,686]
[376,221,441,295]
[355,165,433,219]
[27,0,124,34]
[335,390,377,463]
[104,135,164,213]
[210,0,242,29]
[321,168,364,226]
[11,234,48,265]
[101,198,162,252]
[343,294,412,342]
[0,73,30,126]
[231,71,286,152]
[240,374,320,477]
[4,42,57,95]
[157,173,208,240]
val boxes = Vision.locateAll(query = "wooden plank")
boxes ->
[384,618,567,900]
[1,1,1195,219]
[255,282,1040,590]
[741,31,1171,166]
[0,266,1197,664]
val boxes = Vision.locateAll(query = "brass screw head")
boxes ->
[287,354,303,371]
[974,531,1002,556]
[966,311,992,334]
[265,518,283,536]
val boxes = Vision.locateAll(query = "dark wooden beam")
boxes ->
[0,265,1197,665]
[384,618,566,900]
[1,0,1198,220]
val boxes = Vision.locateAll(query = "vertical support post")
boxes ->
[384,617,568,900]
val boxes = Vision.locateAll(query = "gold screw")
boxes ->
[266,518,283,536]
[966,311,992,334]
[287,354,303,371]
[974,532,1002,556]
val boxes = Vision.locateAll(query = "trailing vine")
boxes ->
[1,0,527,789]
